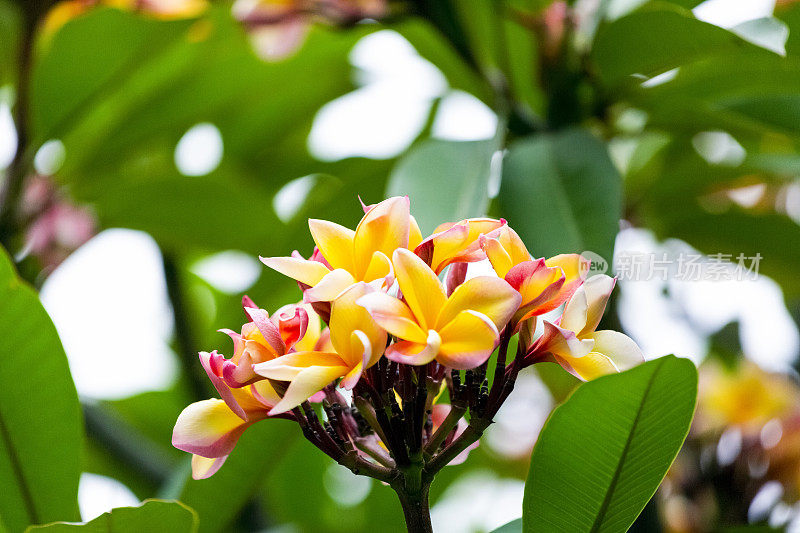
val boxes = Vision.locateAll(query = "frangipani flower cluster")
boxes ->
[173,196,643,508]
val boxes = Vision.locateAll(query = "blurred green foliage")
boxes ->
[1,0,800,530]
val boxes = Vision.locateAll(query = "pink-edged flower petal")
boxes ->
[505,259,565,320]
[437,310,499,369]
[541,254,589,313]
[199,351,247,420]
[417,218,505,274]
[445,262,468,296]
[531,321,595,361]
[172,399,260,458]
[436,275,521,330]
[385,331,441,366]
[269,364,350,415]
[356,291,427,344]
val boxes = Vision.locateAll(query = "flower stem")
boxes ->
[395,482,433,533]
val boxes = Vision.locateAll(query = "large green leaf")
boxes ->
[387,138,495,234]
[522,355,697,532]
[497,128,621,262]
[26,500,197,532]
[592,6,770,86]
[0,248,82,531]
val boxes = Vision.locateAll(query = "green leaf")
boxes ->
[497,128,621,262]
[0,248,82,531]
[387,138,496,235]
[522,355,697,533]
[592,7,771,86]
[25,500,198,532]
[492,518,522,532]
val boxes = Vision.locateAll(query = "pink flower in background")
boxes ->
[21,175,95,269]
[233,0,386,60]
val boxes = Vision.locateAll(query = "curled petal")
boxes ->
[385,331,441,366]
[560,275,616,335]
[437,310,499,370]
[539,254,590,313]
[356,291,427,344]
[308,219,355,272]
[505,260,565,320]
[437,275,521,330]
[191,454,227,480]
[445,262,468,297]
[172,399,257,458]
[531,321,595,361]
[586,330,644,372]
[260,255,330,287]
[392,248,446,330]
[354,196,411,279]
[220,345,260,389]
[271,304,309,351]
[418,218,505,274]
[293,304,322,352]
[200,351,247,420]
[302,268,356,303]
[241,295,257,311]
